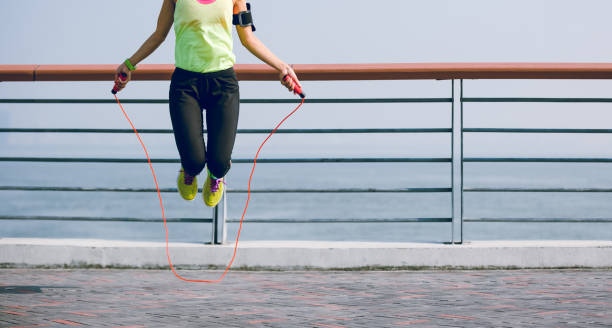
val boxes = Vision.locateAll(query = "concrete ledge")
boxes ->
[1,238,611,269]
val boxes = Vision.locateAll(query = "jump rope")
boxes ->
[112,72,305,283]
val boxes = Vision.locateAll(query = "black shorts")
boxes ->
[168,67,240,178]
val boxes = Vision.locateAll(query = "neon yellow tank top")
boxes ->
[174,0,235,73]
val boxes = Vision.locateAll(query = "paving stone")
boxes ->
[0,269,610,327]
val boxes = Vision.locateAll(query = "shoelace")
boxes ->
[181,170,195,185]
[210,178,225,193]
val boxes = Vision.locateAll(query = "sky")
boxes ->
[1,0,611,159]
[3,0,612,64]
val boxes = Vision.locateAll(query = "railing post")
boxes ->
[211,185,227,244]
[451,79,464,244]
[222,183,227,243]
[460,79,464,244]
[211,205,218,244]
[451,80,454,244]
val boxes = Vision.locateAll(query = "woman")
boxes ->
[114,0,301,207]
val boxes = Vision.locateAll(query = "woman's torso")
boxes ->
[174,0,235,73]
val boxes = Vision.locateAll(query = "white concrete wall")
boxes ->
[1,238,611,269]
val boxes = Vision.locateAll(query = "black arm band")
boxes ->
[232,3,256,32]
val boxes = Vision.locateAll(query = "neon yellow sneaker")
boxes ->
[203,172,224,207]
[177,168,198,201]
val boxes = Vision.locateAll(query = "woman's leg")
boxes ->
[203,72,240,179]
[169,69,207,177]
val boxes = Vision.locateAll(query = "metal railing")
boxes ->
[1,63,612,244]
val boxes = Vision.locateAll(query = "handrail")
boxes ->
[2,63,612,81]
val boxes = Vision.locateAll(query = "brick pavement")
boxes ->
[0,269,610,327]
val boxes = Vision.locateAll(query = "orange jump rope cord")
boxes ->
[114,94,305,283]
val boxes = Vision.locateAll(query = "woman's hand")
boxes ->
[279,64,301,93]
[114,63,132,93]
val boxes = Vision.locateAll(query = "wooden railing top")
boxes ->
[2,63,612,82]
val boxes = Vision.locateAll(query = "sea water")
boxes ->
[1,161,611,243]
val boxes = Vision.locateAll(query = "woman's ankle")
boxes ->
[208,169,222,180]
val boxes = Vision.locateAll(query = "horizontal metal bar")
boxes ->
[464,217,612,223]
[0,157,182,163]
[2,216,608,223]
[463,97,612,103]
[0,186,451,193]
[8,127,594,135]
[228,188,451,193]
[0,99,168,104]
[0,128,452,134]
[11,127,611,134]
[225,218,452,223]
[4,157,610,164]
[0,98,451,104]
[0,216,451,223]
[0,216,211,223]
[0,186,441,193]
[243,98,452,104]
[0,128,174,134]
[465,188,612,192]
[6,92,612,107]
[0,186,180,192]
[464,128,612,134]
[464,157,612,163]
[0,157,452,163]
